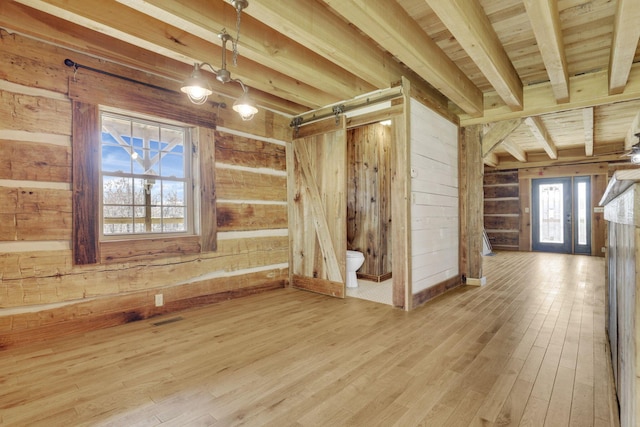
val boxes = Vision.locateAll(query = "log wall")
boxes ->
[0,31,291,349]
[483,170,520,251]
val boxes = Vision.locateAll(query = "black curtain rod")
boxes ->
[64,58,225,108]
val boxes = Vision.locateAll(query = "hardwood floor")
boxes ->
[0,251,619,426]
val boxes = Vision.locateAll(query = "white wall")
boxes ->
[410,98,459,294]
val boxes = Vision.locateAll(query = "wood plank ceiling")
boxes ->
[2,0,640,168]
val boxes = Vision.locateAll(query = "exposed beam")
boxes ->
[425,0,523,111]
[460,64,640,126]
[247,0,440,99]
[609,0,640,95]
[524,116,558,160]
[13,0,335,109]
[522,0,569,103]
[483,152,499,167]
[583,107,594,157]
[494,144,625,170]
[247,0,450,115]
[624,110,640,150]
[116,0,376,101]
[481,118,523,157]
[321,0,484,117]
[501,139,528,162]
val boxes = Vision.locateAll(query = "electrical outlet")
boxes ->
[155,294,164,307]
[601,247,606,253]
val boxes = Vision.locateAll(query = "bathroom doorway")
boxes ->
[345,120,393,305]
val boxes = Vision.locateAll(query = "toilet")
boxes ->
[346,250,365,288]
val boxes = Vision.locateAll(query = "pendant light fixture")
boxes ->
[625,133,640,164]
[180,0,258,120]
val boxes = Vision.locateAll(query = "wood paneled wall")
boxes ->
[409,98,461,300]
[347,123,392,281]
[603,184,640,427]
[483,170,520,251]
[0,31,292,349]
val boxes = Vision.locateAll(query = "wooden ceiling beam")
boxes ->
[524,116,558,160]
[583,107,594,157]
[624,111,640,150]
[494,144,625,170]
[13,0,335,110]
[321,0,484,117]
[0,1,303,114]
[248,0,449,112]
[609,0,640,95]
[115,0,376,102]
[481,118,523,157]
[483,152,499,167]
[523,0,569,103]
[460,64,640,126]
[425,0,523,111]
[501,139,528,162]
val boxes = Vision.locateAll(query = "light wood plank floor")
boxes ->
[0,251,619,426]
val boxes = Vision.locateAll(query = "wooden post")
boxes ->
[391,77,412,310]
[460,125,485,285]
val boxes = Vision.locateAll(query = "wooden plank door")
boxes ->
[290,126,347,297]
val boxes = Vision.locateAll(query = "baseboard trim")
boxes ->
[356,272,392,282]
[412,275,463,308]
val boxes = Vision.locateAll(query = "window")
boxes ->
[70,71,217,265]
[100,112,195,237]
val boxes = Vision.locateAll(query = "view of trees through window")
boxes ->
[100,112,192,236]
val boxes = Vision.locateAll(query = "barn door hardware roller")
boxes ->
[289,85,404,133]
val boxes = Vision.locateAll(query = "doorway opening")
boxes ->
[531,176,591,254]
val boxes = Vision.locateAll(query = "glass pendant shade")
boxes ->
[181,64,213,105]
[180,2,259,121]
[232,90,258,121]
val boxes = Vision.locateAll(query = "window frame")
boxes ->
[99,109,197,240]
[70,71,217,265]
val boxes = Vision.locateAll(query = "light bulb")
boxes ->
[183,86,211,104]
[233,90,258,121]
[180,63,213,105]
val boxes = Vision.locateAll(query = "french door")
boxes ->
[531,176,591,254]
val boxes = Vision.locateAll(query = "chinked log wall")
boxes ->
[0,30,291,349]
[483,170,520,251]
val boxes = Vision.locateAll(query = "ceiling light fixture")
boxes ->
[620,132,640,164]
[631,133,640,164]
[180,0,258,121]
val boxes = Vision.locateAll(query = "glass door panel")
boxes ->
[574,177,591,254]
[532,177,572,253]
